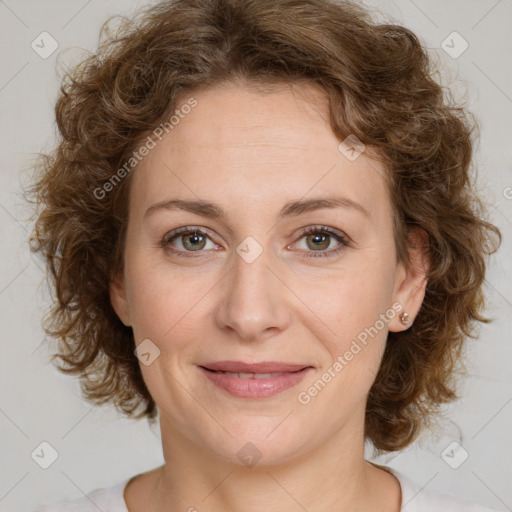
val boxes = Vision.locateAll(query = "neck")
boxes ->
[140,412,401,512]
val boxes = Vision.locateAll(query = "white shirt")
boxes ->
[30,465,504,512]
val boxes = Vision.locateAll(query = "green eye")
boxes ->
[161,225,348,259]
[162,227,217,254]
[293,226,348,259]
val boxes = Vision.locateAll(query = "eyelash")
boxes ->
[161,225,349,259]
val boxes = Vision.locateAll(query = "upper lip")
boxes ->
[200,361,312,373]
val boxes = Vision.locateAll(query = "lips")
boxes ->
[198,361,314,399]
[211,371,287,379]
[200,361,310,373]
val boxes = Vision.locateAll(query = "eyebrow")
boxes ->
[144,196,371,221]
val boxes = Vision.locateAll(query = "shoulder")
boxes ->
[384,465,504,512]
[28,477,132,512]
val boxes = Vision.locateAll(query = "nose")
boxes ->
[213,245,292,342]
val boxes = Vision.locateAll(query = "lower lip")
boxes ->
[199,366,313,399]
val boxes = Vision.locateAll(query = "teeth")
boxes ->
[237,372,255,379]
[221,371,283,379]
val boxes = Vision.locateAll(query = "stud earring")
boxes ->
[400,311,410,326]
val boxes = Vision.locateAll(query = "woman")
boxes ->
[27,0,503,510]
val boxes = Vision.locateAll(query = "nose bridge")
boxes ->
[233,242,273,296]
[214,237,290,340]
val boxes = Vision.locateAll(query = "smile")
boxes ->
[199,365,313,399]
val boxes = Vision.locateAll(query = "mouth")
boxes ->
[203,370,297,379]
[200,361,312,373]
[198,361,314,399]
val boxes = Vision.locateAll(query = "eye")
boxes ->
[161,226,219,255]
[161,225,349,259]
[290,225,349,259]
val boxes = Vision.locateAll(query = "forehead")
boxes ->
[130,82,389,224]
[175,82,340,156]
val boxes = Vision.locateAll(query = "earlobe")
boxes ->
[109,272,132,327]
[389,227,430,332]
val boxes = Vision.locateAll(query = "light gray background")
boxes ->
[1,0,511,510]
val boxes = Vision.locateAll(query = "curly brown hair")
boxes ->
[25,0,501,454]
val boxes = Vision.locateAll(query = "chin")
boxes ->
[199,421,315,469]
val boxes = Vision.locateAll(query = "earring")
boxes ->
[400,312,410,326]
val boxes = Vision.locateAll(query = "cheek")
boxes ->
[124,251,175,336]
[295,263,393,412]
[124,251,217,346]
[293,252,395,347]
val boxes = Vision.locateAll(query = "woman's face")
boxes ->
[110,81,427,466]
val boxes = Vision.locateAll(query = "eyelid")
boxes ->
[294,225,349,243]
[162,225,218,244]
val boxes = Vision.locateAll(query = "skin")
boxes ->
[110,81,430,512]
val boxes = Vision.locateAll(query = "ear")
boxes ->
[109,271,132,327]
[389,226,430,332]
